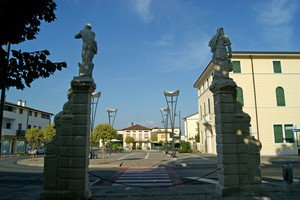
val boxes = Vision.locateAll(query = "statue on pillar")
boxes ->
[209,27,233,80]
[75,23,98,77]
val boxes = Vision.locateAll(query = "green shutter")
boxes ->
[274,125,283,143]
[284,125,295,143]
[232,61,241,73]
[236,87,244,106]
[276,87,286,106]
[273,61,282,73]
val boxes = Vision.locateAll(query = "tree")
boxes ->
[125,136,135,150]
[43,124,56,142]
[25,127,44,159]
[91,124,117,163]
[0,0,67,90]
[0,0,66,156]
[150,134,158,142]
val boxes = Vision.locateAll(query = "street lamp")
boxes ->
[164,90,180,158]
[106,108,117,155]
[160,107,169,154]
[90,91,101,159]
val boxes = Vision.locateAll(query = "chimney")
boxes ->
[22,101,26,107]
[131,122,134,126]
[17,100,22,106]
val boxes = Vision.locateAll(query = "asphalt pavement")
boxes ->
[1,152,300,200]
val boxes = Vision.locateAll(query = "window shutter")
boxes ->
[273,61,282,73]
[276,87,286,106]
[274,125,283,143]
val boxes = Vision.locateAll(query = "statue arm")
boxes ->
[74,32,82,39]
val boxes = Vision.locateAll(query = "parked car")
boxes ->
[28,146,45,155]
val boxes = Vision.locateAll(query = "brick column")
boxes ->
[68,76,95,199]
[210,79,262,196]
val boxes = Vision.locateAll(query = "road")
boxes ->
[0,152,299,199]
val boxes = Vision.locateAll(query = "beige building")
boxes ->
[183,113,200,151]
[193,52,300,155]
[121,124,152,150]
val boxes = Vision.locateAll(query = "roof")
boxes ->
[122,124,152,131]
[4,101,53,115]
[182,112,198,120]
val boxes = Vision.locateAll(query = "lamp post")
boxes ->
[164,90,179,158]
[90,91,101,159]
[160,107,169,154]
[106,108,117,155]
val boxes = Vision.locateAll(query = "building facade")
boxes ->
[193,52,300,155]
[1,100,53,154]
[183,113,200,151]
[119,124,181,150]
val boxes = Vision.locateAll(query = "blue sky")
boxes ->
[6,0,300,131]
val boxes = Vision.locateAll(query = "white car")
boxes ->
[28,146,45,155]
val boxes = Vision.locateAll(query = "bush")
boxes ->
[178,148,192,153]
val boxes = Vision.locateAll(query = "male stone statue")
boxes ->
[209,27,232,79]
[75,23,98,76]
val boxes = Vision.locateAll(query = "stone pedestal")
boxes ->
[41,76,95,200]
[210,78,262,197]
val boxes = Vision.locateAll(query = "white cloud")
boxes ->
[253,0,299,49]
[130,0,154,23]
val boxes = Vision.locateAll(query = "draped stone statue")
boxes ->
[75,23,98,76]
[209,27,232,79]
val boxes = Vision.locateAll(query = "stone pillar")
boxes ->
[210,79,262,197]
[41,76,95,200]
[67,76,95,199]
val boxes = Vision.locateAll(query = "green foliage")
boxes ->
[178,141,192,153]
[125,136,134,144]
[0,0,67,90]
[91,124,117,144]
[150,134,158,142]
[43,124,56,142]
[25,127,44,146]
[115,133,123,141]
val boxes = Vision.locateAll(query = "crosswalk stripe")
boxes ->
[108,167,179,187]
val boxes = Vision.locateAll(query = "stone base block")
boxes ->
[215,183,263,197]
[40,189,90,200]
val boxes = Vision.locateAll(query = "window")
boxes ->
[18,123,22,130]
[6,123,11,129]
[19,109,23,114]
[273,124,295,143]
[232,61,241,73]
[274,125,283,143]
[208,98,211,114]
[200,105,202,119]
[236,87,244,106]
[276,87,285,106]
[29,111,32,116]
[34,112,38,117]
[284,124,295,143]
[203,102,206,115]
[273,61,282,73]
[28,125,32,129]
[206,78,209,88]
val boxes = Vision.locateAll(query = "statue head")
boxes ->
[84,23,92,30]
[217,27,224,34]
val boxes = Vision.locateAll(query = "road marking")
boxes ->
[117,153,135,160]
[144,152,150,159]
[185,177,218,184]
[108,167,180,187]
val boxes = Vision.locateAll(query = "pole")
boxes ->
[0,42,11,156]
